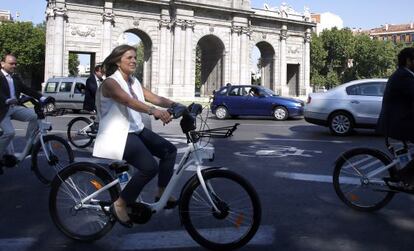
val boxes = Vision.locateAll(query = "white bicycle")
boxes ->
[0,96,74,184]
[49,103,261,250]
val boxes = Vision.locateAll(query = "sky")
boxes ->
[1,0,413,30]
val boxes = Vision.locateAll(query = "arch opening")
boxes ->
[254,41,275,90]
[195,35,225,97]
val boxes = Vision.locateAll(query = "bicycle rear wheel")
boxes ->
[333,148,396,212]
[67,117,95,148]
[49,162,119,242]
[32,135,74,184]
[179,169,261,250]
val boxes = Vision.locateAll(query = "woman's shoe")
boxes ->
[154,196,178,209]
[110,204,133,228]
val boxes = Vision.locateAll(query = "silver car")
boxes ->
[304,78,388,136]
[43,77,87,113]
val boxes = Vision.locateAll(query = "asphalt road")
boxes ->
[1,112,414,251]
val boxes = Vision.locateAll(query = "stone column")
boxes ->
[172,19,185,94]
[102,4,115,60]
[280,24,288,96]
[230,25,241,84]
[47,6,66,79]
[304,28,312,95]
[272,57,277,92]
[184,21,195,96]
[158,19,170,88]
[241,27,252,85]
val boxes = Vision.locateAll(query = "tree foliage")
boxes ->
[68,53,79,76]
[310,28,403,90]
[134,42,145,83]
[0,21,45,89]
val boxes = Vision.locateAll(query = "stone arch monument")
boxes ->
[45,0,315,98]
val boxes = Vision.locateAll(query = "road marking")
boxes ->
[118,225,274,250]
[235,145,322,158]
[274,171,332,183]
[256,137,351,144]
[0,238,36,251]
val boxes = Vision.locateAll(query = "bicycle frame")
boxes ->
[78,140,217,213]
[12,118,52,164]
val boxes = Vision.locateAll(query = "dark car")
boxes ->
[210,85,304,120]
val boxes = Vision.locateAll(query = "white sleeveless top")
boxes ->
[93,70,145,160]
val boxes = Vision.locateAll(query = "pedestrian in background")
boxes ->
[83,64,104,113]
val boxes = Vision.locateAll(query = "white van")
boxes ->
[43,77,87,113]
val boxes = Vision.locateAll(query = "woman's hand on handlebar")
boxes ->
[152,108,172,124]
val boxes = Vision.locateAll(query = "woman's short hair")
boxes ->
[102,44,136,76]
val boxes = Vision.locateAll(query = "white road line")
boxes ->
[118,225,274,250]
[256,137,351,144]
[274,171,332,183]
[0,238,36,251]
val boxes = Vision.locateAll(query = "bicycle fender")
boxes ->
[334,147,392,166]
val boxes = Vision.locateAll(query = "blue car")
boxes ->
[210,85,304,120]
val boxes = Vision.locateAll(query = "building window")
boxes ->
[401,34,406,42]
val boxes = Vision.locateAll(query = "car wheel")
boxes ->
[215,106,228,120]
[329,112,354,136]
[273,106,288,121]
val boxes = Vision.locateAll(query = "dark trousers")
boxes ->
[120,128,177,204]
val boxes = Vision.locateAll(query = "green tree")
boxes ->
[320,28,355,85]
[310,33,327,87]
[195,45,202,91]
[134,42,145,83]
[68,53,79,76]
[0,21,45,90]
[352,34,396,80]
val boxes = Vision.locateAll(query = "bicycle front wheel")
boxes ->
[179,169,261,250]
[333,148,396,212]
[32,135,74,184]
[67,117,95,148]
[49,162,119,242]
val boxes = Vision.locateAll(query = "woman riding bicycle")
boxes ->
[93,44,180,227]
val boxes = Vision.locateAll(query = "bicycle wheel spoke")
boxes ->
[333,149,395,212]
[180,171,261,249]
[50,164,116,241]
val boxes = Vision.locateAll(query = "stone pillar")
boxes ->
[45,4,67,79]
[304,28,312,96]
[172,19,185,94]
[240,27,249,84]
[158,19,170,89]
[184,20,195,96]
[272,57,278,92]
[230,25,241,84]
[280,24,288,96]
[102,1,115,60]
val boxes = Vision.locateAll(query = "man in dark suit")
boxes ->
[83,64,103,112]
[0,54,48,173]
[377,47,414,141]
[377,47,414,185]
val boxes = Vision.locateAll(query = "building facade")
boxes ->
[363,23,414,44]
[45,0,315,98]
[0,10,13,22]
